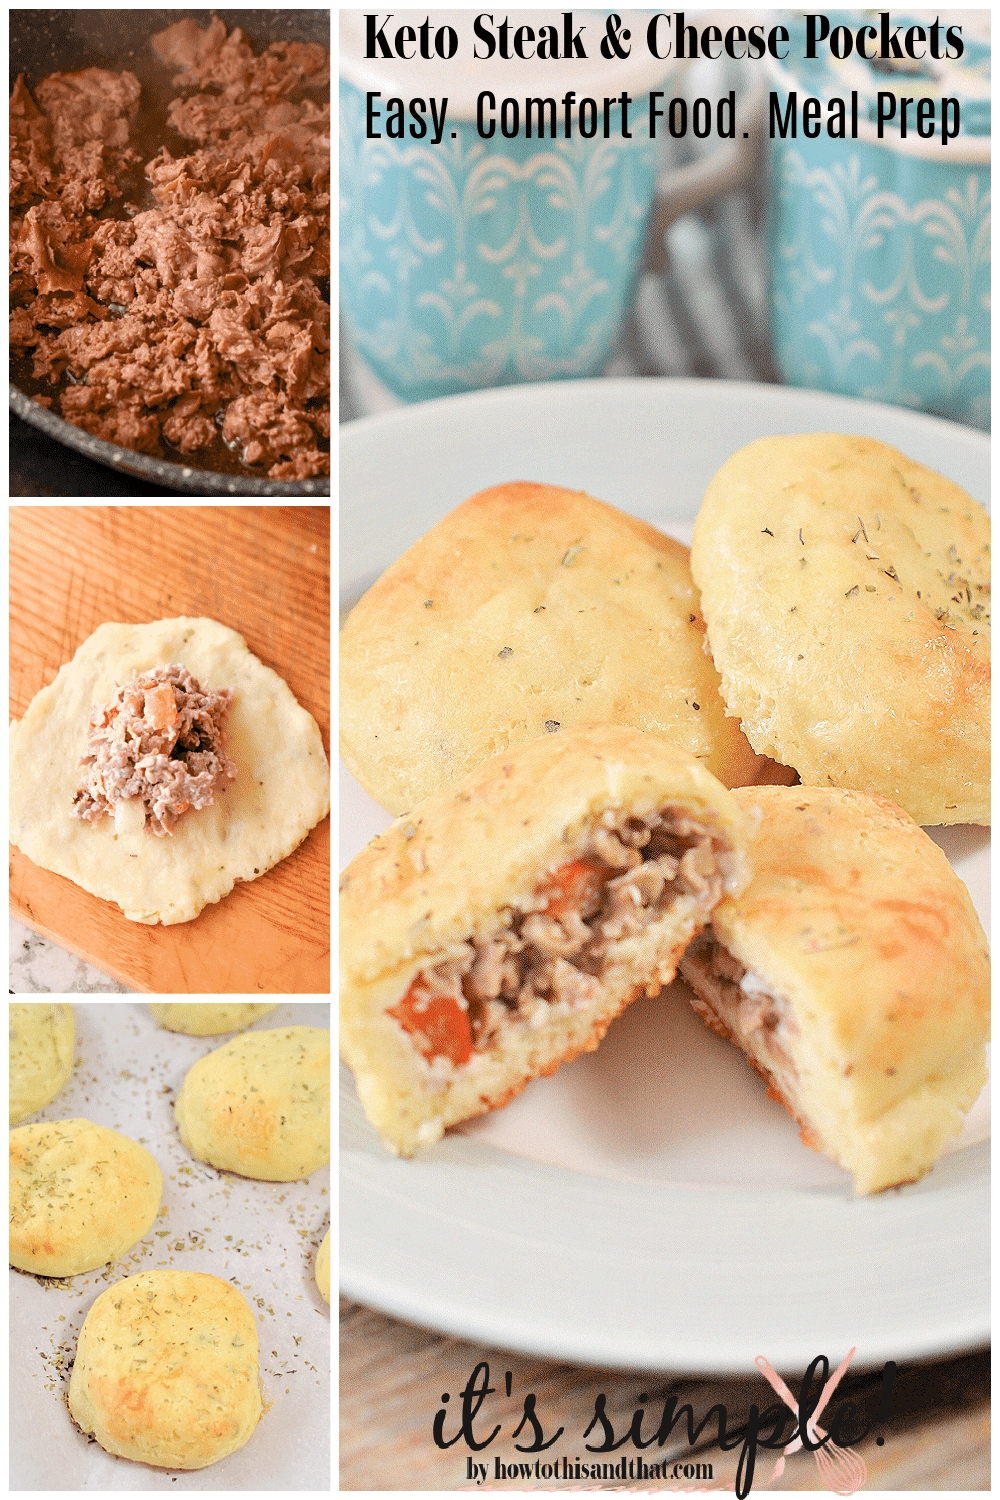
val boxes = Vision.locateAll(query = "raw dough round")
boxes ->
[68,1270,262,1469]
[9,616,330,924]
[10,1118,163,1277]
[340,481,763,813]
[691,434,990,825]
[315,1228,330,1303]
[9,1003,75,1124]
[149,1004,279,1035]
[175,1026,330,1180]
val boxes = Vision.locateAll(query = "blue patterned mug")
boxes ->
[766,12,990,430]
[340,11,689,403]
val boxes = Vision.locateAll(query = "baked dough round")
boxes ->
[679,785,989,1193]
[9,1002,75,1124]
[175,1026,330,1180]
[691,434,990,825]
[9,616,330,925]
[315,1228,330,1304]
[341,724,749,1154]
[10,1118,163,1276]
[68,1270,262,1469]
[340,482,763,813]
[149,1004,279,1036]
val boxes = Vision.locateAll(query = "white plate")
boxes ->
[340,377,989,1372]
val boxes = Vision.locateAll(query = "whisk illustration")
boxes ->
[755,1348,868,1495]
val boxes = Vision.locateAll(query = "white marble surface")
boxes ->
[9,918,132,993]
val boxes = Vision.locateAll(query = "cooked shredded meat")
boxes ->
[10,18,329,479]
[73,665,237,836]
[395,807,727,1062]
[679,927,798,1084]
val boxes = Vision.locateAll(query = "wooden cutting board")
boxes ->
[10,506,330,994]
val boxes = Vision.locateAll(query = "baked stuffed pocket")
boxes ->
[340,725,749,1155]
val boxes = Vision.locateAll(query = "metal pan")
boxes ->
[10,9,331,496]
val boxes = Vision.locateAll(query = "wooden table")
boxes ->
[10,505,330,993]
[340,1299,988,1491]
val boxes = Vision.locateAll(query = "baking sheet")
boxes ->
[10,1002,330,1490]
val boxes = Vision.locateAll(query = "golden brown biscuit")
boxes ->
[9,1002,75,1124]
[679,785,990,1194]
[691,434,990,825]
[68,1270,262,1469]
[175,1026,330,1180]
[340,482,763,813]
[149,1004,279,1035]
[10,1118,163,1276]
[341,725,750,1155]
[315,1228,330,1304]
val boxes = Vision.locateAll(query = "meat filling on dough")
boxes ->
[73,664,236,836]
[389,808,727,1069]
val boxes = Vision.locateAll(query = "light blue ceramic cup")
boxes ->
[339,12,682,403]
[766,15,990,430]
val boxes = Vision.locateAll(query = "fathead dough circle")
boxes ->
[149,1004,279,1035]
[9,616,330,925]
[175,1026,330,1180]
[10,1118,163,1277]
[691,434,990,825]
[68,1270,262,1469]
[9,1002,75,1124]
[340,481,763,813]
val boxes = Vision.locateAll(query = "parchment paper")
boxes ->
[10,1002,330,1490]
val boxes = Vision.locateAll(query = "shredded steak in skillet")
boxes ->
[9,17,330,480]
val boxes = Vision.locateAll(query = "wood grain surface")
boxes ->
[9,505,331,994]
[340,1299,989,1492]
